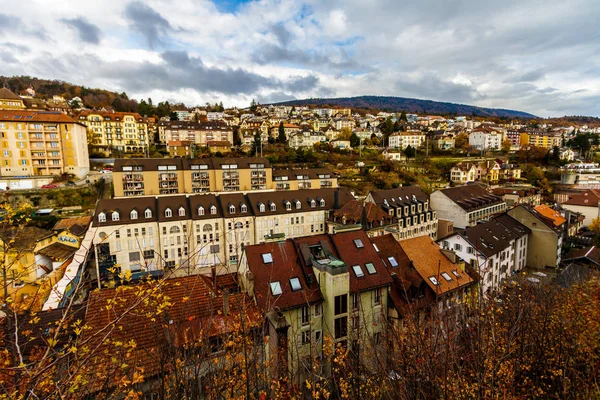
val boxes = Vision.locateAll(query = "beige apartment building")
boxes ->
[0,110,90,178]
[91,187,354,278]
[157,120,233,147]
[77,110,149,155]
[0,88,26,110]
[113,158,338,197]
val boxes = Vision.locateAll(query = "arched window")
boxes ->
[229,205,235,214]
[234,222,243,229]
[210,205,217,215]
[270,203,276,211]
[296,201,301,209]
[165,208,172,218]
[320,199,325,207]
[98,212,106,222]
[178,207,185,217]
[112,211,119,221]
[198,206,205,216]
[99,231,107,239]
[203,224,213,232]
[241,204,247,213]
[130,210,138,220]
[259,203,265,212]
[170,226,180,234]
[285,201,291,211]
[144,208,152,218]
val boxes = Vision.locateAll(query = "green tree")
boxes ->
[349,133,360,148]
[404,145,416,159]
[501,139,512,154]
[278,122,286,143]
[249,99,257,113]
[400,111,407,122]
[169,111,178,121]
[252,131,262,156]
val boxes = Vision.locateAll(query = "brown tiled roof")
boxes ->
[463,218,528,258]
[188,193,223,220]
[0,110,77,123]
[93,197,156,227]
[330,231,393,293]
[207,140,232,147]
[565,246,600,266]
[37,242,77,260]
[219,193,251,218]
[244,240,323,311]
[438,184,503,211]
[157,195,190,223]
[0,87,21,100]
[563,189,600,207]
[77,110,145,121]
[333,200,394,225]
[0,226,53,251]
[82,275,262,391]
[534,204,566,227]
[167,140,192,146]
[53,216,92,234]
[246,188,353,217]
[369,186,429,207]
[399,236,473,295]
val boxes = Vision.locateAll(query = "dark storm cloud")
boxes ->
[60,17,102,44]
[394,74,482,104]
[252,44,364,72]
[124,1,174,48]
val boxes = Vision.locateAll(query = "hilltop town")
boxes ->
[0,83,599,399]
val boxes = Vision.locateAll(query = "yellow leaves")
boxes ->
[47,338,57,347]
[69,346,77,354]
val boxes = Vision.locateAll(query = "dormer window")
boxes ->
[241,204,247,213]
[310,199,316,208]
[178,207,185,217]
[320,199,325,207]
[285,201,291,211]
[270,203,276,212]
[144,208,152,218]
[229,205,235,214]
[295,200,301,210]
[210,205,217,215]
[259,203,265,212]
[165,208,172,218]
[111,211,119,221]
[130,210,138,220]
[198,206,205,216]
[98,212,106,222]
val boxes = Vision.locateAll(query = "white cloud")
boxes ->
[0,0,599,116]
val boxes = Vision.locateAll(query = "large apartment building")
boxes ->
[0,110,89,178]
[239,230,393,383]
[113,158,338,197]
[91,187,354,278]
[0,88,26,110]
[157,120,233,147]
[77,110,149,155]
[388,131,426,149]
[430,184,506,229]
[520,130,563,149]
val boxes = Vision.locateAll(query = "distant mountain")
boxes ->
[272,95,537,118]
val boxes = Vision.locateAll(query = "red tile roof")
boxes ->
[244,240,323,311]
[82,275,261,392]
[0,110,77,123]
[534,204,566,227]
[564,189,600,207]
[332,200,394,225]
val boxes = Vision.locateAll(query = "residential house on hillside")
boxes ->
[366,186,438,240]
[373,234,474,328]
[430,184,506,229]
[439,215,529,293]
[328,200,396,237]
[507,205,564,268]
[561,189,600,227]
[388,131,426,149]
[450,162,478,184]
[239,230,393,382]
[469,126,503,151]
[491,186,542,207]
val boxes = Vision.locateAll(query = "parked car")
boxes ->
[41,183,59,189]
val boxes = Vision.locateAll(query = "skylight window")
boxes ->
[388,257,398,267]
[373,243,380,252]
[452,270,461,278]
[262,253,273,263]
[270,281,282,296]
[429,276,440,286]
[352,265,364,277]
[290,277,302,291]
[441,272,453,281]
[353,239,364,249]
[365,262,376,274]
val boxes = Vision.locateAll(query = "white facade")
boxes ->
[469,131,503,150]
[388,132,425,149]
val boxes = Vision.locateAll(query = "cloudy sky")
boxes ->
[1,0,599,116]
